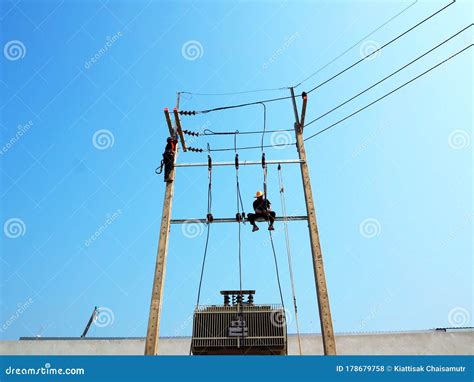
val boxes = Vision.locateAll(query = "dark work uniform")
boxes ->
[163,140,177,181]
[247,198,276,226]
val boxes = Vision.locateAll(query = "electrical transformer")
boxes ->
[191,290,287,355]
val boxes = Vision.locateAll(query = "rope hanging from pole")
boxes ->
[278,163,303,355]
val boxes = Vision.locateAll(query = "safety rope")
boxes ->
[155,160,164,175]
[278,164,303,355]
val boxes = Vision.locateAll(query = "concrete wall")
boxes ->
[1,331,472,355]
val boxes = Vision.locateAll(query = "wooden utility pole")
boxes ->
[290,88,337,355]
[144,108,178,355]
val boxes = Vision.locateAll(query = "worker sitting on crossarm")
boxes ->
[247,191,275,232]
[163,137,178,182]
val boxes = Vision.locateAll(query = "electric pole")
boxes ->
[144,108,180,355]
[290,88,337,355]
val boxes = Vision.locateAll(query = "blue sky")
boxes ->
[0,0,472,341]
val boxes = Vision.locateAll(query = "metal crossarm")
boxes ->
[175,159,304,168]
[171,216,308,224]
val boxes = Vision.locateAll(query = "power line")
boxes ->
[209,143,282,152]
[179,1,419,99]
[293,0,419,88]
[189,17,466,142]
[178,87,288,97]
[306,0,456,94]
[179,0,455,116]
[180,94,293,115]
[206,43,472,152]
[195,128,294,136]
[305,23,473,127]
[304,44,473,142]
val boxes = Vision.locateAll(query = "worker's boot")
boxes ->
[268,225,274,231]
[252,225,259,232]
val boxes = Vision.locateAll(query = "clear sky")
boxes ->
[1,0,472,341]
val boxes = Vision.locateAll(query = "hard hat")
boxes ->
[254,191,264,198]
[167,137,173,142]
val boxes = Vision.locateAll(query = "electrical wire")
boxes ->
[178,87,288,97]
[277,164,302,355]
[269,231,285,310]
[195,164,213,308]
[293,0,419,88]
[200,128,293,136]
[179,1,419,97]
[178,0,454,116]
[204,43,472,152]
[259,103,267,152]
[190,158,213,355]
[210,142,288,152]
[306,0,456,94]
[234,150,246,298]
[304,43,473,141]
[191,95,293,115]
[178,7,466,153]
[305,24,473,127]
